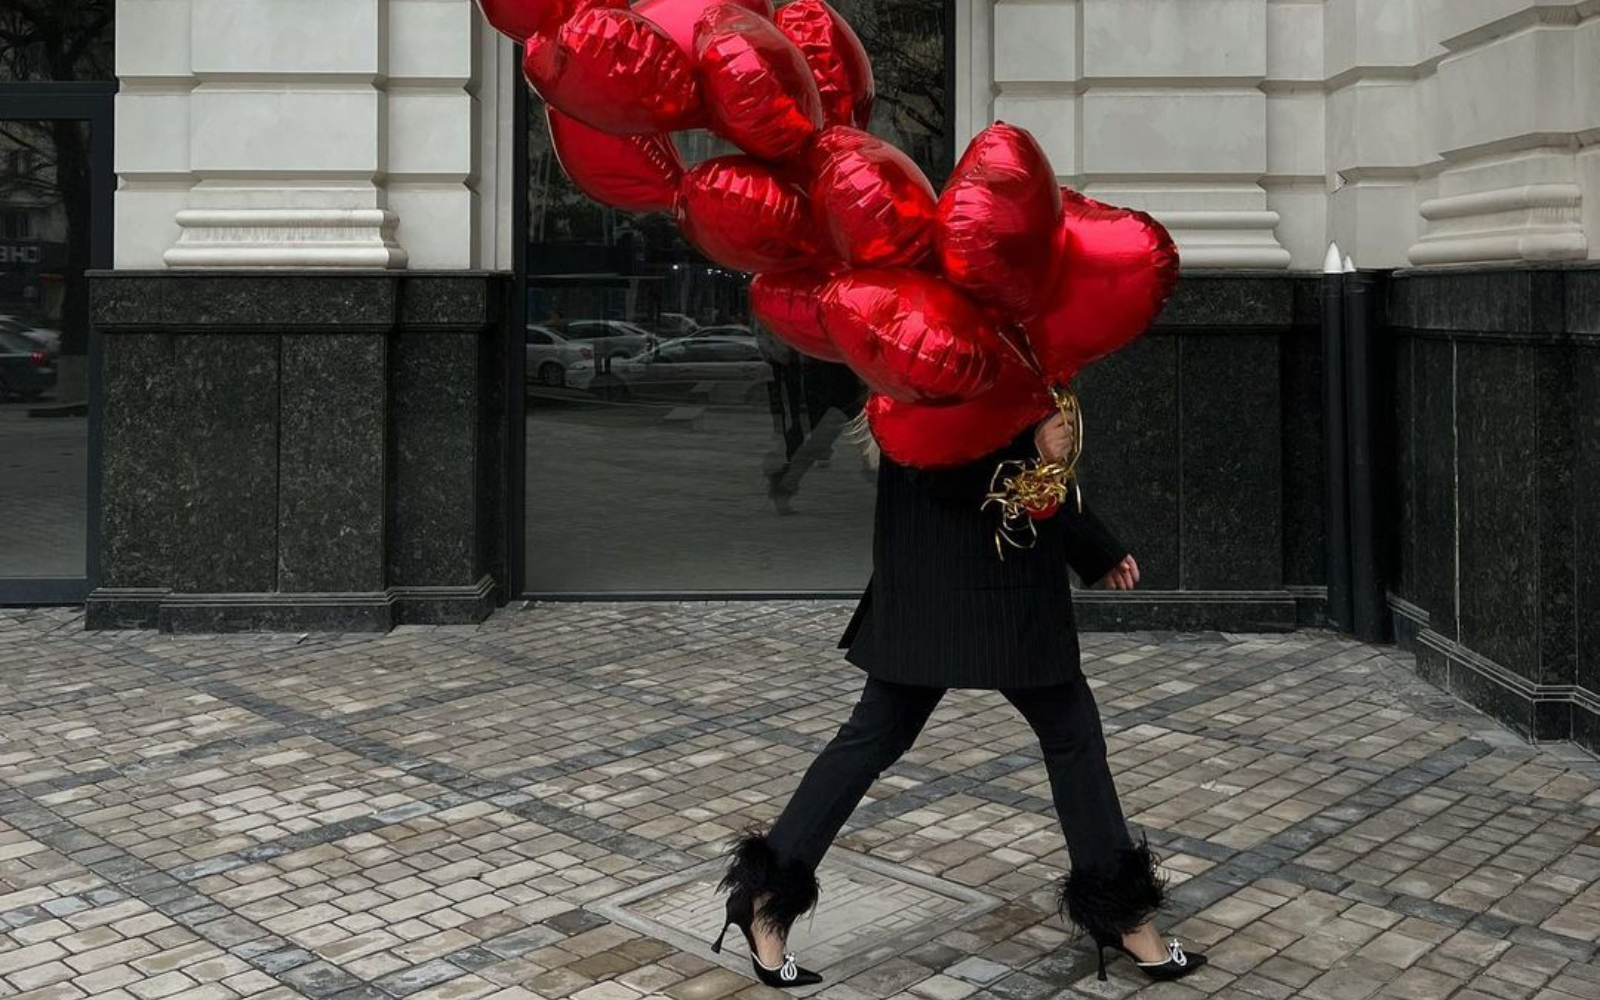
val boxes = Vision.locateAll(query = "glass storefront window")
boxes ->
[523,0,950,594]
[0,119,91,580]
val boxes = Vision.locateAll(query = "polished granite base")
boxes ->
[1073,271,1324,631]
[1387,264,1600,754]
[1074,589,1301,632]
[88,271,509,632]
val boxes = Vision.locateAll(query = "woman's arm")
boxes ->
[1055,501,1131,587]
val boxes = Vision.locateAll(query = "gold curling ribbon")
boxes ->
[981,386,1085,560]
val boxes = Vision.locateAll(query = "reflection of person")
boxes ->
[713,413,1204,989]
[763,361,868,514]
[756,329,807,460]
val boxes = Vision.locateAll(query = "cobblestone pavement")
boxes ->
[2,605,1598,1000]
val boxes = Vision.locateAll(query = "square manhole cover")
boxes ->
[592,849,1002,993]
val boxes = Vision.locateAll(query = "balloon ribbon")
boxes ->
[982,329,1086,559]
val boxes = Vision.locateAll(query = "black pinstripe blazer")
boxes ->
[840,431,1127,690]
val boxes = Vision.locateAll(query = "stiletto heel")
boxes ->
[712,890,822,989]
[1089,932,1207,982]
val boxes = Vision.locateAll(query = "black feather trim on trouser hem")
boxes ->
[1057,842,1168,941]
[719,829,820,935]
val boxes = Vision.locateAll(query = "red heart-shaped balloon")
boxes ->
[476,0,608,42]
[695,5,823,161]
[677,157,822,272]
[819,269,1004,404]
[775,0,875,130]
[937,123,1061,318]
[868,358,1051,469]
[546,108,683,212]
[809,126,937,267]
[524,7,701,135]
[1028,190,1179,381]
[635,0,773,56]
[868,192,1178,468]
[750,267,844,361]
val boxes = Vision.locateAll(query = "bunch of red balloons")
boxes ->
[479,0,1180,468]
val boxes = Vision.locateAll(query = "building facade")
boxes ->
[2,1,1596,749]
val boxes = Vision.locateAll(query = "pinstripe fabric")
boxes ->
[841,432,1128,690]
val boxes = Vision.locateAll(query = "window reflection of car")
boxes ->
[525,325,595,389]
[610,336,774,402]
[0,330,56,401]
[0,317,60,354]
[562,320,654,362]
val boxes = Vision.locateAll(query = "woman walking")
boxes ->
[713,411,1206,988]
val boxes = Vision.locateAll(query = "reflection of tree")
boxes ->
[0,1,113,369]
[0,2,113,81]
[839,0,950,182]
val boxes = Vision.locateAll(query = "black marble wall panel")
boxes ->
[278,335,388,593]
[167,334,280,594]
[1075,335,1180,590]
[1386,264,1599,751]
[1282,279,1326,590]
[92,273,398,332]
[1411,337,1458,640]
[99,335,177,589]
[90,271,511,632]
[1575,350,1600,710]
[1389,335,1416,607]
[388,331,484,588]
[1179,332,1283,590]
[1532,347,1577,690]
[1455,343,1540,679]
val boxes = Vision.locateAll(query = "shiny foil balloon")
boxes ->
[1028,190,1180,380]
[868,361,1053,469]
[546,108,683,212]
[809,126,937,267]
[524,7,701,135]
[750,267,842,361]
[819,270,1004,404]
[677,157,821,272]
[695,5,824,162]
[774,0,875,129]
[476,0,598,42]
[635,0,773,57]
[938,123,1062,317]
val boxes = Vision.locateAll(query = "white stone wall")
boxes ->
[114,0,1598,271]
[972,0,1598,270]
[113,0,512,269]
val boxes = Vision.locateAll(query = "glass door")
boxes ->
[0,2,117,603]
[0,101,113,602]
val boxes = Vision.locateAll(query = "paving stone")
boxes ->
[0,607,1596,1000]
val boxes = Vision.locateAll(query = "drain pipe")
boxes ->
[1322,243,1353,632]
[1342,253,1388,641]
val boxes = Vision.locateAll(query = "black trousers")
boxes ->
[768,673,1134,875]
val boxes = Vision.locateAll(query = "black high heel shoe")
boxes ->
[711,890,823,988]
[1092,933,1206,982]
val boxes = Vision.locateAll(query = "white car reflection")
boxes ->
[608,335,773,403]
[526,325,596,389]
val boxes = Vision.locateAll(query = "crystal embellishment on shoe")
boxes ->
[1148,939,1186,968]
